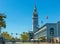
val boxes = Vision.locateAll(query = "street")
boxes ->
[5,42,60,44]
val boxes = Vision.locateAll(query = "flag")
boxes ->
[41,20,43,24]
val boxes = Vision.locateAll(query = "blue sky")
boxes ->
[0,0,60,38]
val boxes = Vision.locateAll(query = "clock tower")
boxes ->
[32,4,38,33]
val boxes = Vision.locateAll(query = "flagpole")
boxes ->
[46,16,48,23]
[41,20,43,26]
[46,16,48,42]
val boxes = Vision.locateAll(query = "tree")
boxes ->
[2,32,11,40]
[0,13,6,35]
[20,32,29,41]
[15,37,19,41]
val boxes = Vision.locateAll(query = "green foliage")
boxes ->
[0,13,6,28]
[20,32,29,41]
[2,32,11,40]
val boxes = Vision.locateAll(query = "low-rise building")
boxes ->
[34,21,60,42]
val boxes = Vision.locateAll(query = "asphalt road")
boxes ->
[5,42,33,44]
[5,42,60,44]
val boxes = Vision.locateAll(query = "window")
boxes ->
[50,28,54,36]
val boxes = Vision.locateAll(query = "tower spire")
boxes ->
[34,4,37,12]
[33,4,38,16]
[34,0,37,12]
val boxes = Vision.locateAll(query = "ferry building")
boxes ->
[32,4,60,42]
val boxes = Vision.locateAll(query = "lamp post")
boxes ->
[37,25,39,44]
[51,36,53,44]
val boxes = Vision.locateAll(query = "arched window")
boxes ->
[50,28,54,30]
[50,28,54,36]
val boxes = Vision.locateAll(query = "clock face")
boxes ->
[34,15,38,17]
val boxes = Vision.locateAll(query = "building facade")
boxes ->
[34,21,60,42]
[32,4,60,42]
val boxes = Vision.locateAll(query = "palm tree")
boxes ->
[0,13,6,36]
[20,32,29,41]
[11,33,13,39]
[16,33,18,35]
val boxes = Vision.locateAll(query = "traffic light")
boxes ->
[50,28,54,36]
